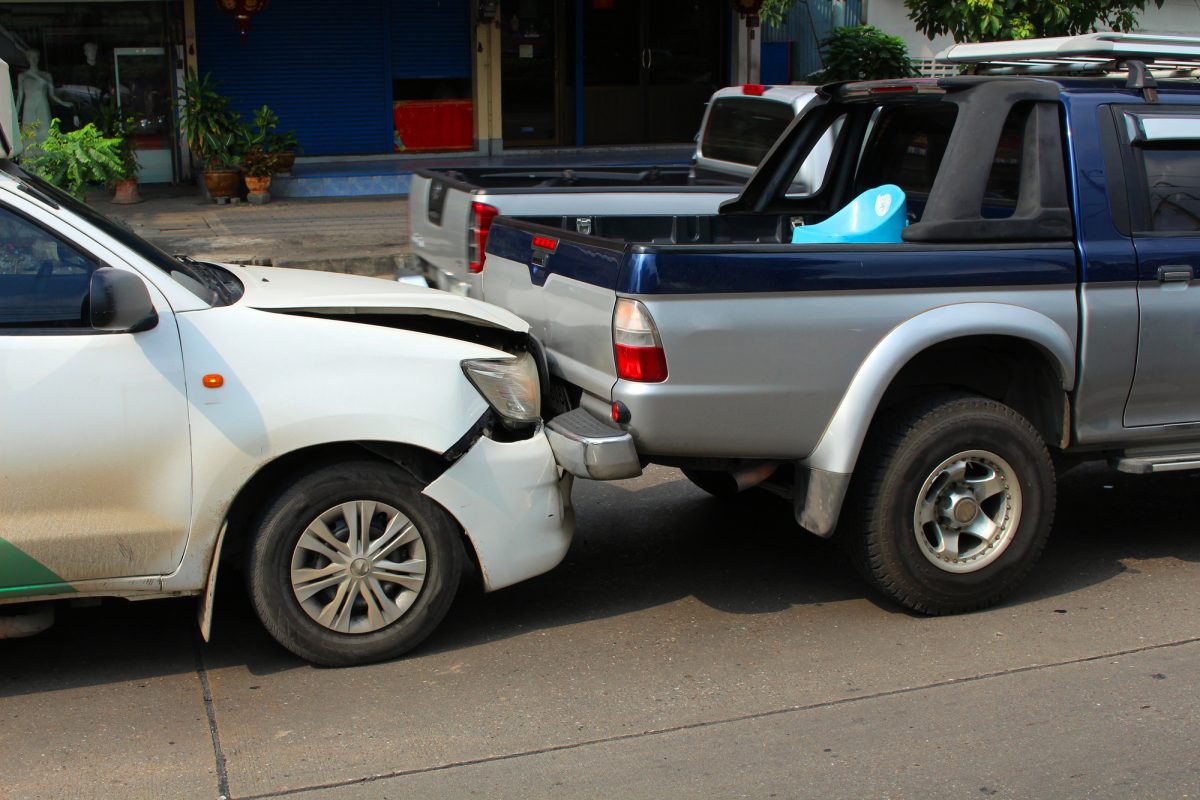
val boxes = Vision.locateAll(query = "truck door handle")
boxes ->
[1157,265,1194,283]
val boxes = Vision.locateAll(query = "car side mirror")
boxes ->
[90,267,159,333]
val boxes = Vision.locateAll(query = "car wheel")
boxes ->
[844,393,1055,615]
[246,460,463,666]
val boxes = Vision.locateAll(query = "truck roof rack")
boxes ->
[936,33,1200,101]
[939,32,1200,70]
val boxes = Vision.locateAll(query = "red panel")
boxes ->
[393,100,474,153]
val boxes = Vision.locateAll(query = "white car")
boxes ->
[0,69,573,666]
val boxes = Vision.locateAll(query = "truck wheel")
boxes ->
[845,394,1054,615]
[246,460,463,667]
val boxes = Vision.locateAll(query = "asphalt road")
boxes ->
[3,463,1199,800]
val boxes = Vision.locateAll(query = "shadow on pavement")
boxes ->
[3,463,1198,691]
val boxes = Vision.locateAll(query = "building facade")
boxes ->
[1,0,743,182]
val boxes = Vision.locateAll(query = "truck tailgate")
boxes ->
[483,222,623,402]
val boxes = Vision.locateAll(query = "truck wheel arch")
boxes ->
[794,304,1073,539]
[805,303,1075,479]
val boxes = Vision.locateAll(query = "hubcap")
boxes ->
[912,450,1022,574]
[289,501,427,634]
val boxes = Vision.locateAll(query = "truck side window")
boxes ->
[0,206,99,329]
[1140,148,1200,233]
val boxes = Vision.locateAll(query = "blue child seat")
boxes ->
[790,184,907,245]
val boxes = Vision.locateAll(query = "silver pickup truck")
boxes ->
[407,85,823,297]
[482,33,1200,617]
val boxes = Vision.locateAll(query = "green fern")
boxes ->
[19,119,125,201]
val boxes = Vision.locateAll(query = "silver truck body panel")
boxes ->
[1126,271,1200,426]
[1073,282,1141,444]
[617,286,1078,460]
[802,299,1077,475]
[485,243,1081,463]
[484,254,620,395]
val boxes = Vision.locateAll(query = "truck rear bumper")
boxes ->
[546,407,642,480]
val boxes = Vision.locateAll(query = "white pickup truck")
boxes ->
[407,85,826,297]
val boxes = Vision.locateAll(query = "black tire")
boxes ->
[844,393,1055,615]
[246,460,463,667]
[682,468,742,498]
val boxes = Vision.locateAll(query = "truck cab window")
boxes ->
[700,97,796,167]
[1141,148,1200,232]
[0,206,99,329]
[855,104,958,215]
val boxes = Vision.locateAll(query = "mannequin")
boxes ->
[16,50,72,144]
[71,42,109,128]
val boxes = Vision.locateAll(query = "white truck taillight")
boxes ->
[467,201,499,274]
[613,298,667,382]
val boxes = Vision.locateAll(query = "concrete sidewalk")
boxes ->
[100,184,410,279]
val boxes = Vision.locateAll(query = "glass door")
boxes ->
[644,0,721,143]
[581,0,644,145]
[113,47,173,183]
[501,0,561,147]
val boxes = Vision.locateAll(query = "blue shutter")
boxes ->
[390,1,471,79]
[196,0,392,155]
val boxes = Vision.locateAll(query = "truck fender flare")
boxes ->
[804,302,1075,478]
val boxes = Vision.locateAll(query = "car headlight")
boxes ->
[462,352,541,427]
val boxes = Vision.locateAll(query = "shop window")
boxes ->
[0,2,180,182]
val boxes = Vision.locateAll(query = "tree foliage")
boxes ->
[904,0,1165,42]
[758,0,1164,42]
[811,26,920,82]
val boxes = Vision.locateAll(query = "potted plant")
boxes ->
[240,146,279,203]
[201,126,244,198]
[249,105,299,174]
[97,101,142,204]
[17,119,124,201]
[178,70,244,200]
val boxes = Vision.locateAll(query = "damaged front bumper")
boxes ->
[423,427,574,592]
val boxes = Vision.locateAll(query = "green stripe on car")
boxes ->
[0,537,74,595]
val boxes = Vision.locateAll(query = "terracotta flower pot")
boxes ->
[244,174,272,195]
[111,178,142,205]
[204,168,240,199]
[273,151,296,174]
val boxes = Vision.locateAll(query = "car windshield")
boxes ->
[0,161,242,306]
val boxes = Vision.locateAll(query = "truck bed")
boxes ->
[415,165,736,193]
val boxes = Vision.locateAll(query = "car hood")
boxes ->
[221,264,530,332]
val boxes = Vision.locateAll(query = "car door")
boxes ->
[1121,108,1200,427]
[0,197,192,594]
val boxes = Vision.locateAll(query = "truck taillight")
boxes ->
[613,298,667,383]
[468,201,499,274]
